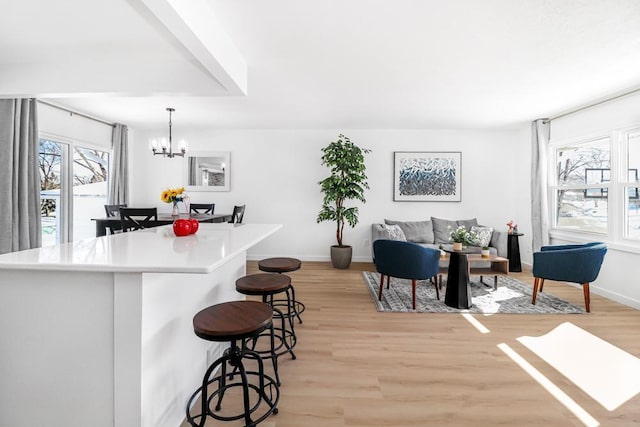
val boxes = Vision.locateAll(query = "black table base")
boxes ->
[444,251,473,309]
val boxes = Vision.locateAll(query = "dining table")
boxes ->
[92,212,233,237]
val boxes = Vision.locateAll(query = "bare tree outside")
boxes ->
[555,139,610,232]
[39,140,62,216]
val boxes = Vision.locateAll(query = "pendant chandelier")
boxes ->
[150,107,187,158]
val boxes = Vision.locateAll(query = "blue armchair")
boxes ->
[532,242,607,312]
[373,240,441,310]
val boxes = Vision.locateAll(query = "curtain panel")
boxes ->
[531,119,551,252]
[108,123,129,205]
[0,99,42,254]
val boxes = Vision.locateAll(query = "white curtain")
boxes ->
[0,99,42,254]
[108,123,129,205]
[531,119,551,252]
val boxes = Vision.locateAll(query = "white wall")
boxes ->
[38,103,113,149]
[130,128,529,262]
[550,90,640,309]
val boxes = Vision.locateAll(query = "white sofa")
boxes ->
[371,217,508,258]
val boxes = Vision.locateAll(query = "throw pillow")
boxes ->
[384,219,434,243]
[470,225,493,247]
[457,218,479,231]
[381,224,407,241]
[431,217,459,243]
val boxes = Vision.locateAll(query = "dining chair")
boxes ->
[119,207,158,232]
[190,203,215,215]
[229,205,246,224]
[104,204,127,234]
[532,242,607,312]
[104,204,127,217]
[373,239,441,310]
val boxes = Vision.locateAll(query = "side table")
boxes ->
[443,249,473,309]
[507,233,523,272]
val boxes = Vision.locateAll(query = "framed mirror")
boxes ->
[184,151,230,192]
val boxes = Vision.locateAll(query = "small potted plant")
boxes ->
[481,245,491,258]
[449,225,478,251]
[438,243,446,258]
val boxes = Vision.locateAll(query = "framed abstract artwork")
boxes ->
[393,151,462,201]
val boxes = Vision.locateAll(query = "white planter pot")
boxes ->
[452,242,463,251]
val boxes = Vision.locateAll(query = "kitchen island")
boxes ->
[0,223,281,427]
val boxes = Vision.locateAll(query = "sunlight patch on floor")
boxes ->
[497,343,599,427]
[461,313,490,333]
[473,286,524,316]
[517,322,640,411]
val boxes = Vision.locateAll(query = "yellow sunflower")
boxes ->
[161,190,171,203]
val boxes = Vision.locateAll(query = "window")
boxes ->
[550,127,640,246]
[552,137,610,234]
[39,138,109,246]
[624,129,640,239]
[39,139,65,246]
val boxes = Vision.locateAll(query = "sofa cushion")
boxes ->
[384,219,434,243]
[457,218,479,231]
[380,224,407,241]
[470,225,493,247]
[431,217,459,243]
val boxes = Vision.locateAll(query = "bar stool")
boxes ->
[258,257,305,324]
[186,300,279,427]
[236,273,297,370]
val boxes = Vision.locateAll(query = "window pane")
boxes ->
[556,189,607,233]
[39,139,62,246]
[73,147,109,241]
[556,138,610,186]
[627,130,640,183]
[626,186,640,239]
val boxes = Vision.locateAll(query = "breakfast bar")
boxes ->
[0,223,281,427]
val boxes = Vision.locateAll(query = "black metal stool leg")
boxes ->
[214,343,234,411]
[288,283,304,324]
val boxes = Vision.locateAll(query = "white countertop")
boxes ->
[0,223,282,273]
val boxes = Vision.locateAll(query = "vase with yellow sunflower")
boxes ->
[161,186,185,216]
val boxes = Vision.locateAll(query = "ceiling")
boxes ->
[2,0,640,130]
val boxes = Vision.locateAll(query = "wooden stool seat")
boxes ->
[236,273,291,295]
[258,257,301,273]
[193,300,273,342]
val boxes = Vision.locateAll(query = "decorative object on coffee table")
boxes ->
[317,134,370,269]
[448,225,478,251]
[393,151,461,201]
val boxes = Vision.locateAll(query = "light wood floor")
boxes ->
[183,261,640,426]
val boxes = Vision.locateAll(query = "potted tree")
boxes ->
[317,134,370,269]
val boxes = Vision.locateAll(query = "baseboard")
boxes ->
[590,286,640,310]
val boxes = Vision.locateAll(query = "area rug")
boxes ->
[362,271,585,314]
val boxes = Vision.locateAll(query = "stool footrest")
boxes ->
[186,350,279,427]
